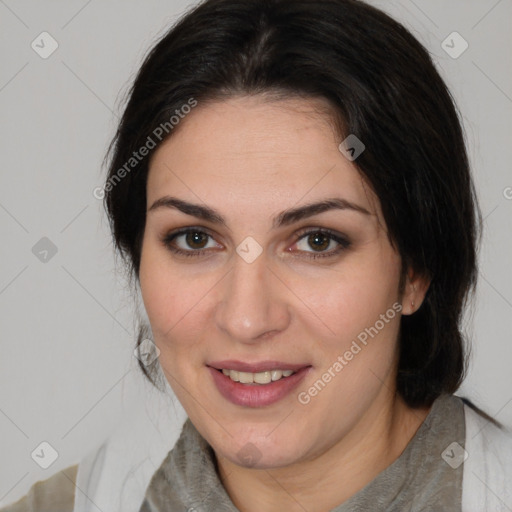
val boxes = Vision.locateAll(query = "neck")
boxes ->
[215,390,431,512]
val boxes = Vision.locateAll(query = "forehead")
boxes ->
[151,95,339,163]
[146,95,381,221]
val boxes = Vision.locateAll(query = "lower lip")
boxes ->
[207,366,312,407]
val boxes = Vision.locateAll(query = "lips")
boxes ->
[207,360,312,407]
[207,360,310,373]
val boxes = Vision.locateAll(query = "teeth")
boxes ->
[221,368,295,384]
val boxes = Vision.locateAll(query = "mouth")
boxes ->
[208,360,310,383]
[216,367,296,385]
[207,360,312,407]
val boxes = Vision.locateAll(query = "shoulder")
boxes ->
[0,464,78,512]
[462,399,512,511]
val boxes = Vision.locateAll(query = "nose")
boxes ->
[214,248,291,343]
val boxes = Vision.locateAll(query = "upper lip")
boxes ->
[208,360,311,373]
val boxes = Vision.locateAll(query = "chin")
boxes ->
[213,424,308,470]
[227,444,302,470]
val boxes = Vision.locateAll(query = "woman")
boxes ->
[3,0,511,511]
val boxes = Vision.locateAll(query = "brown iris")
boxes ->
[308,232,330,252]
[186,231,209,249]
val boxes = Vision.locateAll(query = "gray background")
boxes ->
[0,0,511,505]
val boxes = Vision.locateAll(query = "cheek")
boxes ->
[290,251,401,339]
[139,243,171,332]
[138,240,215,359]
[287,248,403,397]
[139,238,186,343]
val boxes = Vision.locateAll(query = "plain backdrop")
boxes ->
[0,0,511,505]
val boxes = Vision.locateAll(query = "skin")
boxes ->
[139,95,431,512]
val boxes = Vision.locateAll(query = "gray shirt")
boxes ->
[139,393,465,511]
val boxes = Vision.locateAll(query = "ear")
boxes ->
[401,267,431,316]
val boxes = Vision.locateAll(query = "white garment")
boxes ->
[73,395,512,512]
[462,404,512,511]
[73,378,187,512]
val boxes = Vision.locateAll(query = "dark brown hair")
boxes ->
[104,0,482,408]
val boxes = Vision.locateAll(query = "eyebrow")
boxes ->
[148,196,372,229]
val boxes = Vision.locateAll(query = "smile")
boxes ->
[207,361,312,407]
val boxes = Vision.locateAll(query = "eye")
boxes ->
[291,228,351,259]
[162,228,221,258]
[162,227,351,260]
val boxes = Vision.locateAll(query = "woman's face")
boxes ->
[140,95,409,469]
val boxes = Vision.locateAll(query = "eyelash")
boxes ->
[161,227,351,260]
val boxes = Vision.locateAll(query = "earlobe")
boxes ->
[402,270,430,315]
